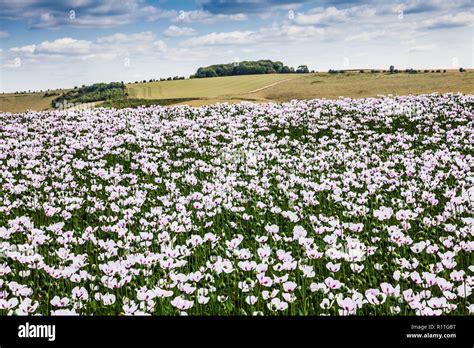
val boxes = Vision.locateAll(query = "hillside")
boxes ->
[127,70,474,107]
[1,70,473,112]
[0,92,58,113]
[127,74,304,99]
[254,70,474,101]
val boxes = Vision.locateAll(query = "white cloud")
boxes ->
[164,25,196,37]
[2,32,172,70]
[10,45,36,54]
[96,31,155,44]
[94,32,167,58]
[181,23,330,47]
[0,31,9,39]
[275,25,325,39]
[345,30,387,42]
[396,0,473,15]
[35,38,92,55]
[293,6,376,26]
[2,57,23,69]
[0,0,176,29]
[182,30,256,46]
[419,12,474,30]
[407,44,438,53]
[153,40,167,52]
[172,10,247,24]
[294,7,345,26]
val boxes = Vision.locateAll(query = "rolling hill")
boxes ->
[1,70,473,112]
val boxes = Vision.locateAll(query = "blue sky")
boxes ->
[0,0,473,92]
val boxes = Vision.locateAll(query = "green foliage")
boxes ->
[296,65,309,73]
[52,82,126,108]
[192,60,306,78]
[43,91,60,97]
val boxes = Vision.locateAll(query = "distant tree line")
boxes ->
[387,66,450,74]
[190,60,310,78]
[132,76,186,84]
[328,66,457,74]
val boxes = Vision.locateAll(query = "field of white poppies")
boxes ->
[0,93,473,316]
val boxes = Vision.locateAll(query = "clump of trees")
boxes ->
[387,66,418,74]
[44,91,60,97]
[52,82,126,108]
[191,60,310,78]
[296,65,310,73]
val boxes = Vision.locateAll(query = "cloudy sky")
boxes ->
[0,0,472,92]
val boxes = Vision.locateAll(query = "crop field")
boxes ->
[127,71,474,106]
[0,94,473,316]
[126,74,304,100]
[255,70,474,101]
[0,93,58,113]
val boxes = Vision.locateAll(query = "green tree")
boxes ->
[296,65,309,73]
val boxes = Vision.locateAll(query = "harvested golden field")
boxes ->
[254,70,474,102]
[126,74,304,99]
[0,93,57,113]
